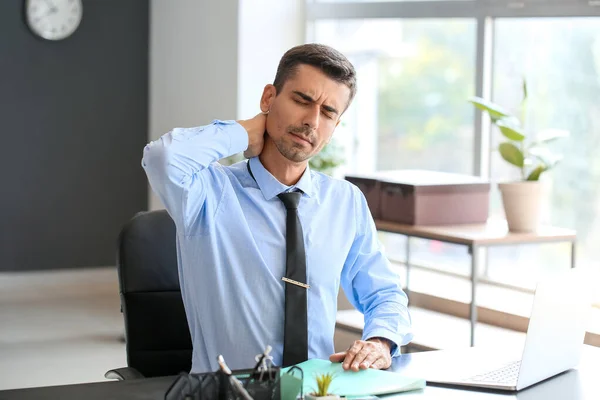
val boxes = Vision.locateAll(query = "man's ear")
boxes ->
[260,84,277,113]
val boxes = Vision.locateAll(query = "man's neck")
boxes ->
[259,139,307,186]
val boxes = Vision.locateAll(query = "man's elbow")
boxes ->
[141,139,162,171]
[141,139,178,181]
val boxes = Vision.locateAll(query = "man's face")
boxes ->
[261,64,351,163]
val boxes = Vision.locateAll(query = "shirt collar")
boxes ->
[248,156,314,200]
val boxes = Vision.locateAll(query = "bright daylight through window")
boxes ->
[308,1,600,316]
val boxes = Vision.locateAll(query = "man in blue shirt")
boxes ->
[142,44,412,373]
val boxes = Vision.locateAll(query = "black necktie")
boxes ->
[278,191,308,366]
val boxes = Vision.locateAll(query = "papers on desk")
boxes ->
[282,359,425,397]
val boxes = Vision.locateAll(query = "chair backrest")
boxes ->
[117,210,192,377]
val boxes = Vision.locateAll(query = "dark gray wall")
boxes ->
[0,0,149,271]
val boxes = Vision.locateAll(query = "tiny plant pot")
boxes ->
[498,181,542,232]
[305,394,341,400]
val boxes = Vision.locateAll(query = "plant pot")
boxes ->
[305,394,341,400]
[498,181,542,232]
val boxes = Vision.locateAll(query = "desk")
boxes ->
[375,219,577,346]
[1,345,598,399]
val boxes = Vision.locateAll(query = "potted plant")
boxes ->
[305,372,339,400]
[309,138,345,176]
[469,81,568,232]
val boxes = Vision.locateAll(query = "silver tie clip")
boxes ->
[281,277,310,289]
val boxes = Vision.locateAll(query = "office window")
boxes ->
[315,18,476,274]
[309,2,600,319]
[487,17,600,289]
[315,19,476,176]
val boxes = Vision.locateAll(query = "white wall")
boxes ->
[149,0,240,210]
[237,0,305,119]
[148,0,304,210]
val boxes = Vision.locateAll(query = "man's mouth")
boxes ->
[289,132,312,145]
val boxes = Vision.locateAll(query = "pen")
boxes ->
[252,346,272,370]
[217,355,254,400]
[252,345,273,381]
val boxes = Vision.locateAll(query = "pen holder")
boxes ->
[244,366,281,400]
[164,370,221,400]
[164,367,282,400]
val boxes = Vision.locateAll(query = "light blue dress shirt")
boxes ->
[142,120,412,373]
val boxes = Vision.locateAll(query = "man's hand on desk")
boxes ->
[238,112,267,159]
[329,337,393,371]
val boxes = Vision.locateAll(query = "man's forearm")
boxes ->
[141,120,249,226]
[142,120,249,185]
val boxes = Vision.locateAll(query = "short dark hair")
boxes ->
[273,43,357,111]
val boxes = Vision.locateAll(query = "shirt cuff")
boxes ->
[363,328,413,358]
[213,120,249,155]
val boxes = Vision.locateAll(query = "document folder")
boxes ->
[283,359,425,397]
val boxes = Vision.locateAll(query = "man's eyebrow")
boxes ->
[293,91,340,115]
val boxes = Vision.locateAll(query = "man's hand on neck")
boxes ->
[238,113,267,159]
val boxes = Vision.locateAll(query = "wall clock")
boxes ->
[25,0,83,41]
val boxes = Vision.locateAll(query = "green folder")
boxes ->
[282,359,425,397]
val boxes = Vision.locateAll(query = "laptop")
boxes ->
[427,268,592,391]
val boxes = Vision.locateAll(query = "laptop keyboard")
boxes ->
[464,361,521,385]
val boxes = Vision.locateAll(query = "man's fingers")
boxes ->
[342,341,364,370]
[369,357,385,370]
[350,346,371,371]
[370,355,392,370]
[358,352,379,370]
[339,340,393,371]
[329,352,347,363]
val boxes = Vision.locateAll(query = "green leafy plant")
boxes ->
[311,372,337,397]
[309,138,345,176]
[220,153,244,166]
[469,81,569,181]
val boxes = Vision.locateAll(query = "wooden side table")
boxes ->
[375,219,577,346]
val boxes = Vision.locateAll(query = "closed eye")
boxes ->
[321,110,334,119]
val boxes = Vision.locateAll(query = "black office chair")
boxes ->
[105,210,193,380]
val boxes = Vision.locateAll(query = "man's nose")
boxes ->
[302,105,320,131]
